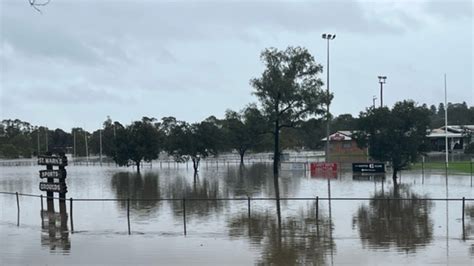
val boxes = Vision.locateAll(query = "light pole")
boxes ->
[372,95,377,109]
[322,33,336,162]
[99,129,103,166]
[378,76,387,107]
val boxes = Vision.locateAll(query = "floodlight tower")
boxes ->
[322,33,336,162]
[378,76,387,107]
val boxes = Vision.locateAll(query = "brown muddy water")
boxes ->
[0,161,473,265]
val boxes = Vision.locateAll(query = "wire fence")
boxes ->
[1,191,473,236]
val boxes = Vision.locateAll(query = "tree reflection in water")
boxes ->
[228,170,335,265]
[111,172,161,214]
[223,163,272,197]
[464,205,474,255]
[227,202,334,265]
[166,173,226,218]
[353,184,433,252]
[40,204,70,253]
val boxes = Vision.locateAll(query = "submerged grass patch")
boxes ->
[411,161,472,174]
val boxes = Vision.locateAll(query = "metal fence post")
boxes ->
[40,194,44,213]
[182,198,187,236]
[421,157,425,184]
[16,192,20,226]
[470,161,472,187]
[316,196,319,222]
[70,198,74,233]
[247,196,251,219]
[127,198,131,235]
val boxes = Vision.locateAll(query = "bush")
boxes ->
[465,143,474,154]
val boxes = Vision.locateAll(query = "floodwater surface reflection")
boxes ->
[353,184,433,252]
[40,202,70,253]
[111,172,162,214]
[1,162,473,265]
[227,201,334,265]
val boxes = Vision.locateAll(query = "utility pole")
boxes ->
[378,76,387,107]
[73,130,76,158]
[84,130,89,163]
[45,127,48,152]
[37,128,40,155]
[444,74,448,167]
[99,129,103,166]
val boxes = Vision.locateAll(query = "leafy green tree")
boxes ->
[465,143,474,154]
[71,127,89,157]
[162,117,220,173]
[114,117,162,173]
[50,128,72,153]
[0,119,35,158]
[331,113,357,131]
[354,101,431,183]
[222,104,268,164]
[250,46,327,175]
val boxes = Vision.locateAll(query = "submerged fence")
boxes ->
[1,191,473,236]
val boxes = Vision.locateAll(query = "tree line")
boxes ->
[1,47,473,179]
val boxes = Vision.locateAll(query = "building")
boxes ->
[427,125,473,152]
[321,131,368,163]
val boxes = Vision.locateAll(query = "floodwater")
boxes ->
[0,161,473,265]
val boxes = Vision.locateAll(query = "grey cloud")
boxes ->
[423,0,472,19]
[6,82,131,105]
[2,15,101,65]
[1,0,421,67]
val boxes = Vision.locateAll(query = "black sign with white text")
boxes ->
[39,169,67,179]
[352,163,385,173]
[38,155,68,166]
[39,182,67,193]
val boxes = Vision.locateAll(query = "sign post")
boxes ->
[38,153,68,212]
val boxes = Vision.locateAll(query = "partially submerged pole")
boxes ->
[16,192,20,226]
[70,198,74,233]
[127,198,131,235]
[182,198,187,236]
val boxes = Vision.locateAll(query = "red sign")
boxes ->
[310,162,338,178]
[310,162,338,172]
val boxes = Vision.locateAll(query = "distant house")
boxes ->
[427,125,473,152]
[321,131,368,162]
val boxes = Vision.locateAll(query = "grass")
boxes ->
[411,161,473,174]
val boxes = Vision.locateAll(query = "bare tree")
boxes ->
[28,0,51,13]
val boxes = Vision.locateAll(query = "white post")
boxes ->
[45,127,48,152]
[85,130,89,164]
[37,128,40,155]
[73,130,76,158]
[99,129,103,166]
[444,74,448,167]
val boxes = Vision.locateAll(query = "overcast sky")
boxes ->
[1,0,472,131]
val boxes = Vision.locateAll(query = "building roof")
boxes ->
[439,125,474,133]
[427,125,472,138]
[321,131,354,141]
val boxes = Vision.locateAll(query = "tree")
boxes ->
[71,127,89,157]
[354,101,431,184]
[0,119,35,158]
[49,128,72,154]
[162,117,221,173]
[222,104,268,164]
[114,117,162,173]
[250,46,327,175]
[331,113,357,132]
